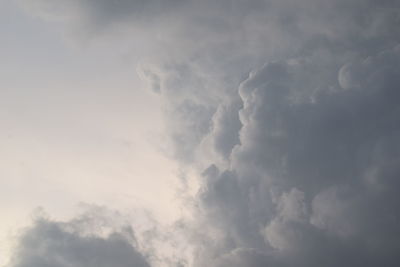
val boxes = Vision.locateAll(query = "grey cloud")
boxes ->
[20,0,185,25]
[208,99,242,159]
[137,67,162,93]
[193,43,400,266]
[8,213,150,267]
[339,45,400,90]
[16,0,400,266]
[141,63,223,163]
[212,248,280,267]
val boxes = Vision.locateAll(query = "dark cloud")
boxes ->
[15,0,400,266]
[19,0,186,28]
[7,211,150,267]
[192,43,400,266]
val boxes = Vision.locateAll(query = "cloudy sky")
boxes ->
[1,0,400,266]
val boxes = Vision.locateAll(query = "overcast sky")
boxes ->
[1,0,400,267]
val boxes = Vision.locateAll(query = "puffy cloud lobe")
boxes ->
[8,215,150,267]
[138,62,226,164]
[339,45,400,90]
[208,100,242,159]
[263,188,308,250]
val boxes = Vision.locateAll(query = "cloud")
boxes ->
[7,209,151,267]
[195,44,400,266]
[13,0,400,266]
[18,0,185,26]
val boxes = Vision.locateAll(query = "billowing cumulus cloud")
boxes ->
[7,209,150,267]
[192,44,400,266]
[13,0,400,266]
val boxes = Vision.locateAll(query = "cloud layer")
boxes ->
[13,0,400,266]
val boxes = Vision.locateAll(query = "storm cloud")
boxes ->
[7,209,150,267]
[13,0,400,266]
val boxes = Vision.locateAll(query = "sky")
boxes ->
[1,0,400,267]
